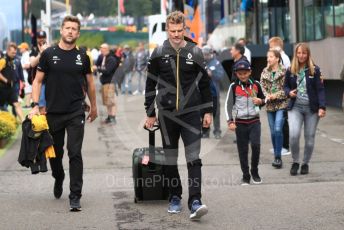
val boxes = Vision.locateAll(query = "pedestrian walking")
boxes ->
[225,60,265,185]
[230,42,248,82]
[121,45,135,95]
[95,43,118,124]
[18,42,32,108]
[133,42,148,95]
[269,36,291,155]
[144,11,212,220]
[0,42,24,121]
[201,45,225,139]
[284,43,326,176]
[29,15,97,211]
[238,38,251,63]
[260,49,288,168]
[29,31,49,114]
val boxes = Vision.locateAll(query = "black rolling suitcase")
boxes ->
[132,125,169,203]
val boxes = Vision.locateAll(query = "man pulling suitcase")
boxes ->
[144,11,212,221]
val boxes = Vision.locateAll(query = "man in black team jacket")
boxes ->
[29,15,97,212]
[144,11,212,221]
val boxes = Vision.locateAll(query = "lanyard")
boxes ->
[271,71,277,93]
[239,79,260,112]
[239,79,256,97]
[297,69,306,86]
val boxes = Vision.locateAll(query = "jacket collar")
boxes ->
[163,39,194,54]
[262,64,285,81]
[237,78,254,87]
[5,54,14,62]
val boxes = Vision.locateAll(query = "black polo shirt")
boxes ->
[37,45,92,114]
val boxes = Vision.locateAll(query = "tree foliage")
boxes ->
[28,0,161,18]
[76,32,105,49]
[71,0,116,17]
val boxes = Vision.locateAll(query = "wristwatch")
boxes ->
[31,102,39,108]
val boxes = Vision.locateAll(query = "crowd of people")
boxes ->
[144,11,326,220]
[225,37,326,183]
[0,11,327,221]
[0,31,149,126]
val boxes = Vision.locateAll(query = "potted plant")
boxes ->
[0,111,17,148]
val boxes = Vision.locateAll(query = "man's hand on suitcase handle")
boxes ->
[144,116,157,129]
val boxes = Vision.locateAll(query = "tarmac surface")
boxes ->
[0,79,344,230]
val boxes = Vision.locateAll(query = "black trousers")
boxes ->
[282,110,289,149]
[47,110,85,200]
[159,110,202,210]
[235,121,261,179]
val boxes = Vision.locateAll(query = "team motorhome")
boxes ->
[148,14,166,55]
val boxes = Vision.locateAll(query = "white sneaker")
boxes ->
[270,148,291,156]
[132,90,140,95]
[189,200,208,221]
[282,148,291,155]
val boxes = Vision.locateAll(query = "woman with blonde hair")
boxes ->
[261,49,288,168]
[284,43,326,176]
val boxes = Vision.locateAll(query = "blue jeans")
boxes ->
[267,110,285,158]
[288,103,320,164]
[121,72,132,93]
[136,70,146,93]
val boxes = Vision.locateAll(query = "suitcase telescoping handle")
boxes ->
[144,124,160,162]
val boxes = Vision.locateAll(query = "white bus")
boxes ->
[148,14,167,55]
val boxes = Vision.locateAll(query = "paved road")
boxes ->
[1,83,344,230]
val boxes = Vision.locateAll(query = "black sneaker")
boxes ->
[241,177,250,186]
[300,164,309,175]
[290,163,300,176]
[70,198,82,212]
[201,133,209,138]
[105,116,116,124]
[104,116,111,123]
[110,116,117,124]
[251,173,262,184]
[54,178,64,199]
[272,158,283,169]
[214,134,221,139]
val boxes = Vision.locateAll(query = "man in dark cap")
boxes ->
[29,31,49,113]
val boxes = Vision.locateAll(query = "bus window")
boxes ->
[152,23,157,35]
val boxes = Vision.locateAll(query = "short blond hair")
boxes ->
[269,37,284,50]
[166,11,185,28]
[62,15,81,31]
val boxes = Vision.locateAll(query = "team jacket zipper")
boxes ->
[176,49,180,111]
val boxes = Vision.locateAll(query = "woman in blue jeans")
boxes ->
[284,43,326,175]
[260,49,288,168]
